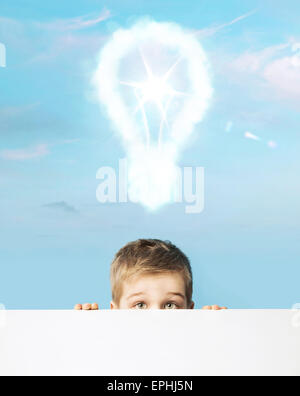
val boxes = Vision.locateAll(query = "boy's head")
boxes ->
[110,239,194,309]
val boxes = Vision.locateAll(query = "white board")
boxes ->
[0,310,299,376]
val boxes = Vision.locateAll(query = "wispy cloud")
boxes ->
[0,144,49,161]
[43,201,78,214]
[228,41,300,102]
[0,102,81,142]
[0,103,40,118]
[0,9,110,65]
[230,44,289,73]
[195,9,257,38]
[0,16,27,50]
[245,131,261,141]
[263,53,300,100]
[35,9,111,32]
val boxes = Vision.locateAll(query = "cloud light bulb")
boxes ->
[93,19,213,210]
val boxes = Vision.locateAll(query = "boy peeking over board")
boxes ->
[75,239,227,311]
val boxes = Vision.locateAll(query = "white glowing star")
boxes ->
[120,52,189,149]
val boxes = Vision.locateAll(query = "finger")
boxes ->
[82,303,92,310]
[202,306,212,310]
[74,304,82,310]
[212,305,221,310]
[91,303,99,310]
[221,307,228,310]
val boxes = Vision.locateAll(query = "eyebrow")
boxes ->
[166,292,185,299]
[126,292,146,300]
[126,292,186,300]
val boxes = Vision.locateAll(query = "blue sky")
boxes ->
[0,0,300,309]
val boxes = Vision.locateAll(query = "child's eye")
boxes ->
[164,302,178,309]
[134,302,147,309]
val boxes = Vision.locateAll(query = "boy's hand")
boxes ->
[202,305,228,310]
[74,303,99,310]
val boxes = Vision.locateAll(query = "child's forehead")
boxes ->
[122,271,186,289]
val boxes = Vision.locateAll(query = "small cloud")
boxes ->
[292,43,300,52]
[230,44,289,74]
[268,141,278,149]
[195,10,257,38]
[226,121,233,132]
[43,201,79,214]
[0,144,49,161]
[0,103,40,118]
[263,54,300,101]
[228,42,300,103]
[0,11,110,66]
[35,9,111,32]
[245,131,261,141]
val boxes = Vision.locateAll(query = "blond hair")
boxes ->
[110,239,193,304]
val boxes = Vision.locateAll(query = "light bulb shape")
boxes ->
[93,19,213,210]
